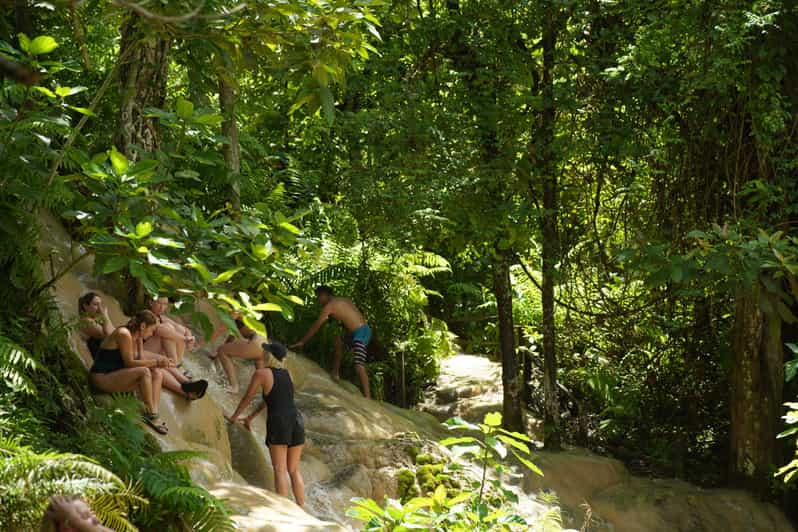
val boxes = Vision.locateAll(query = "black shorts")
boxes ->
[266,412,305,447]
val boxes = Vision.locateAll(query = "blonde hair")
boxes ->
[263,351,284,369]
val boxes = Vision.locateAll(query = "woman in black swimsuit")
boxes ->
[225,342,305,507]
[79,293,208,402]
[78,292,114,361]
[90,310,171,434]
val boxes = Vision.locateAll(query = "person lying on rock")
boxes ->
[40,495,112,532]
[225,342,306,508]
[78,292,114,361]
[209,315,268,394]
[144,295,197,372]
[291,285,372,399]
[80,293,208,403]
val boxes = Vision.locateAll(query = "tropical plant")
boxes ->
[0,435,143,532]
[347,412,547,531]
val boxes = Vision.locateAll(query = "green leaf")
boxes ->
[147,252,181,270]
[497,428,534,443]
[496,434,530,454]
[135,221,153,238]
[485,436,507,458]
[786,359,798,383]
[18,33,30,52]
[176,98,194,120]
[511,450,543,476]
[484,412,502,427]
[147,236,185,249]
[252,302,283,312]
[279,221,301,235]
[440,436,477,447]
[212,267,244,284]
[319,85,335,126]
[101,256,129,274]
[187,258,212,282]
[33,86,56,98]
[193,113,224,126]
[56,85,88,97]
[433,485,447,506]
[29,35,58,55]
[67,105,95,116]
[443,416,480,431]
[109,146,129,176]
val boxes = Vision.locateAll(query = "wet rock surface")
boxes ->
[422,352,795,532]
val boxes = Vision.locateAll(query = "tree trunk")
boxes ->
[540,0,561,450]
[493,252,524,432]
[729,287,784,494]
[219,77,241,214]
[115,14,170,312]
[14,0,33,37]
[115,14,171,161]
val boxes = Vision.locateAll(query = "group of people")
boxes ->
[77,285,373,511]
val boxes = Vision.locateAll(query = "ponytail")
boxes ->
[126,310,157,333]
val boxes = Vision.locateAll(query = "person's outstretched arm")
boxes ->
[226,370,268,422]
[291,305,332,348]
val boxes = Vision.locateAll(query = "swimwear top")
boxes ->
[90,346,125,374]
[86,336,103,360]
[262,368,297,416]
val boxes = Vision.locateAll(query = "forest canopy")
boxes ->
[1,0,798,527]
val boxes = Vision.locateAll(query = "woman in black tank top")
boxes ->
[89,311,172,434]
[225,342,306,507]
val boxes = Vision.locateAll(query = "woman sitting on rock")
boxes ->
[210,316,268,394]
[144,295,197,370]
[89,310,171,434]
[225,342,305,507]
[78,292,114,361]
[79,293,208,402]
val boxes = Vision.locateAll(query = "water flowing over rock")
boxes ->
[421,353,795,532]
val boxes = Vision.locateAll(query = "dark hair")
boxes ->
[78,292,99,315]
[234,317,245,329]
[126,310,158,332]
[315,285,334,297]
[262,341,287,361]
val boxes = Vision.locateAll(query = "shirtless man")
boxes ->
[290,285,372,399]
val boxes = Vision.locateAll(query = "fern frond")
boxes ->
[0,333,42,394]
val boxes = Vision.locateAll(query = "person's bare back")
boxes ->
[324,297,366,332]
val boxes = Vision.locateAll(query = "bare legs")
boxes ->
[287,444,305,507]
[354,364,371,400]
[269,444,305,507]
[145,333,187,366]
[331,335,343,381]
[332,335,370,399]
[215,340,263,393]
[90,367,162,416]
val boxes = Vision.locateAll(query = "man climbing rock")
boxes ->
[291,285,372,399]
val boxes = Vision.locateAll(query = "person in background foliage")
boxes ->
[225,342,305,507]
[291,285,372,399]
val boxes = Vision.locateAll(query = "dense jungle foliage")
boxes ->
[1,0,798,528]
